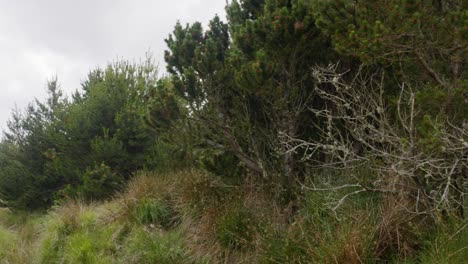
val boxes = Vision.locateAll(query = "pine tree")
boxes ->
[162,0,345,186]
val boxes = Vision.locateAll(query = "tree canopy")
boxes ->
[0,0,465,217]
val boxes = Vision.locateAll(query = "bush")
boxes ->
[198,149,244,179]
[79,163,124,200]
[91,133,129,175]
[0,143,36,210]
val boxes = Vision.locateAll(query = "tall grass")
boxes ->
[0,170,466,263]
[0,208,42,263]
[416,219,468,264]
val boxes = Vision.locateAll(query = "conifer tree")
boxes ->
[162,0,344,185]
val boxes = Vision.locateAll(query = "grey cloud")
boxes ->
[0,0,226,132]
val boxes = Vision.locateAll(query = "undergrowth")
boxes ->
[0,170,466,263]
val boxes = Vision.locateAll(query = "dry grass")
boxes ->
[0,209,42,264]
[321,213,375,264]
[1,170,465,263]
[374,194,427,261]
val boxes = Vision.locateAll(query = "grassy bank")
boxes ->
[0,170,466,264]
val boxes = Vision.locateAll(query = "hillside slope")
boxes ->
[0,170,467,264]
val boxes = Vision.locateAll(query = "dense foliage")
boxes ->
[0,61,165,209]
[0,0,466,228]
[0,0,466,262]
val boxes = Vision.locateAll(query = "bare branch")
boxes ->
[281,63,467,215]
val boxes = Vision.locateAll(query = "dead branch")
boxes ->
[281,63,467,214]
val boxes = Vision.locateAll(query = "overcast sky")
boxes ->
[0,0,226,132]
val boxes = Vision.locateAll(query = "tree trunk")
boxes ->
[222,127,265,176]
[281,113,296,188]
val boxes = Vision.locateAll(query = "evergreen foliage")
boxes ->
[0,60,163,208]
[0,2,466,261]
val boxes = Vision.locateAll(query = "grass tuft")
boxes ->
[0,170,466,263]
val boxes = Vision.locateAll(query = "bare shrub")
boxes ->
[281,64,467,217]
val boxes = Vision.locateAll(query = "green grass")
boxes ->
[215,205,258,249]
[0,226,18,259]
[0,170,466,263]
[123,227,189,264]
[416,220,468,264]
[133,198,175,227]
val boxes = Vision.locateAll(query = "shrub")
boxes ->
[198,149,244,179]
[79,163,124,200]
